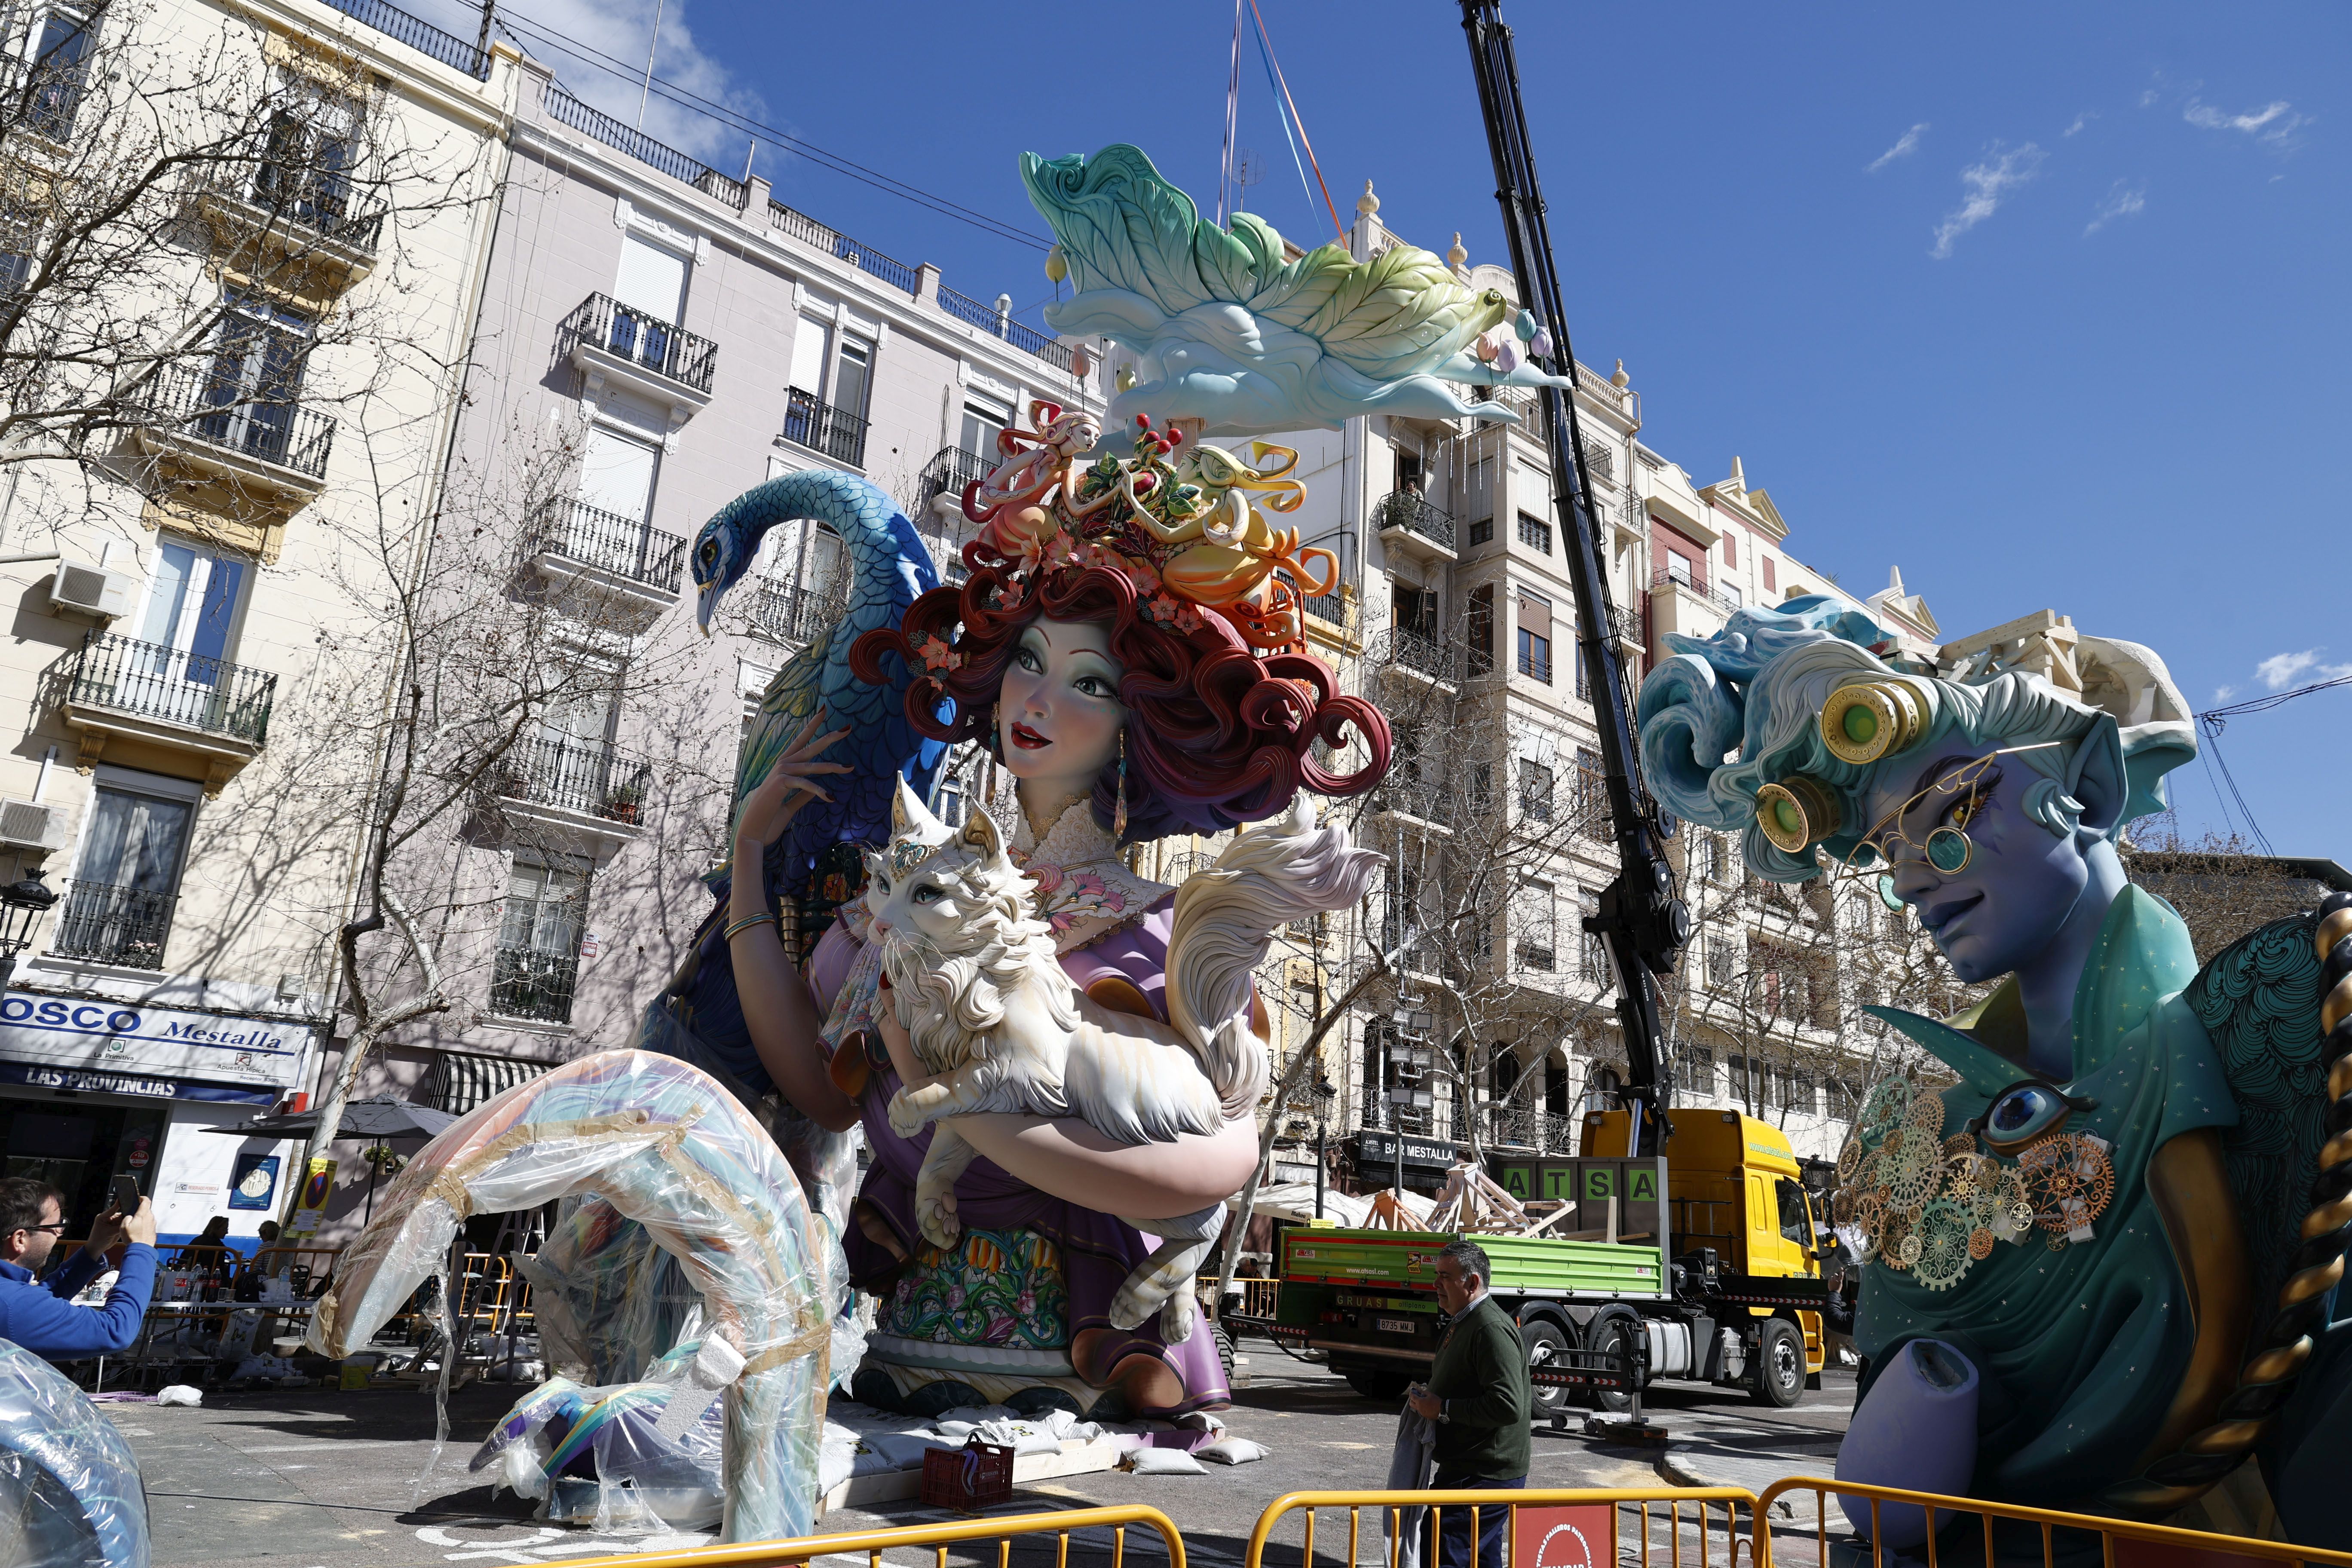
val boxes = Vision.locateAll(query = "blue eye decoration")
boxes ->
[1967,1078,2097,1152]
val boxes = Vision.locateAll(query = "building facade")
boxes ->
[0,0,517,1244]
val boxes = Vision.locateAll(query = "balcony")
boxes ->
[1648,567,1743,651]
[522,496,686,628]
[560,293,716,425]
[494,736,648,847]
[196,163,385,292]
[936,288,1078,372]
[918,444,992,518]
[0,55,86,147]
[50,881,176,971]
[132,363,335,508]
[754,577,845,646]
[780,386,869,468]
[1378,627,1459,690]
[58,631,277,793]
[488,947,578,1026]
[1373,490,1458,564]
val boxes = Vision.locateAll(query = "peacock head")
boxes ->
[689,506,754,636]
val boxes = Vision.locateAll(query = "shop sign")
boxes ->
[0,990,310,1091]
[1354,1130,1459,1170]
[0,1063,278,1105]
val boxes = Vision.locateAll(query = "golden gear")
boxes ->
[2021,1133,2116,1233]
[1883,1139,1943,1210]
[1878,1210,1915,1270]
[1912,1200,1975,1291]
[1896,1232,1923,1268]
[1944,1133,1977,1159]
[1837,1137,1865,1183]
[1968,1227,1996,1260]
[1906,1090,1947,1139]
[1858,1078,1913,1145]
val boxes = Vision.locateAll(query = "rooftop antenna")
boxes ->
[1233,147,1264,213]
[634,0,665,129]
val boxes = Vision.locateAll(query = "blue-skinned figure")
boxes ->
[1638,602,2352,1553]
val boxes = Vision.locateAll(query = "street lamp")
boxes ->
[0,875,57,992]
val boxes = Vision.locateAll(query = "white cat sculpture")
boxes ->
[864,781,1383,1340]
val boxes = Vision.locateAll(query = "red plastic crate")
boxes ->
[921,1438,1015,1511]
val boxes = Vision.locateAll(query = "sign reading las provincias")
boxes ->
[0,989,309,1090]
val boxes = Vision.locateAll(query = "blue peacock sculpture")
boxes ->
[643,470,944,1095]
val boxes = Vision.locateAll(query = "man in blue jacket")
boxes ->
[0,1176,157,1358]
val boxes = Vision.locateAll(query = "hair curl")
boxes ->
[852,556,1390,843]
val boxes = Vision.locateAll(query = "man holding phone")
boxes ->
[0,1176,157,1358]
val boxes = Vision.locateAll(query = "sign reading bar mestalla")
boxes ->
[1355,1130,1461,1169]
[0,989,309,1091]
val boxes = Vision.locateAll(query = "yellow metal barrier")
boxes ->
[528,1504,1187,1568]
[1244,1487,1761,1568]
[1753,1476,2352,1568]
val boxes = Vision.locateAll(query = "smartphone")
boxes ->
[110,1175,140,1214]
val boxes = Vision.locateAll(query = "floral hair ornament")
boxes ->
[960,404,1339,653]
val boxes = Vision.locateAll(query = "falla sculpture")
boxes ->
[1639,598,2352,1553]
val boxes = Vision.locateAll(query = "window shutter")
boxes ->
[579,427,658,522]
[1518,589,1551,643]
[613,234,688,325]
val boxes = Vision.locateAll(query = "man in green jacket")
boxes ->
[1408,1239,1531,1568]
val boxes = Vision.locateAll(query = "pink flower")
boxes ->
[1148,592,1181,622]
[917,637,962,672]
[1066,871,1124,913]
[1172,602,1206,633]
[1029,864,1065,896]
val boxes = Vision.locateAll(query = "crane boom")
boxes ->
[1460,0,1690,1154]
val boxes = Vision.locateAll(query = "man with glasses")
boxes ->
[0,1177,157,1358]
[1406,1239,1531,1568]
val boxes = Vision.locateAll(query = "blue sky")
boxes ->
[450,0,2350,867]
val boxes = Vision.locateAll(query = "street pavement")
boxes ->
[112,1349,1856,1568]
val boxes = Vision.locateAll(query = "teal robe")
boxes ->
[1855,887,2240,1509]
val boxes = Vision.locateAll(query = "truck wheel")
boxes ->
[1586,1311,1639,1414]
[1520,1318,1572,1419]
[1342,1365,1412,1401]
[1750,1317,1804,1408]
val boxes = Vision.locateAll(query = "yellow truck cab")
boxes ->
[1584,1106,1828,1383]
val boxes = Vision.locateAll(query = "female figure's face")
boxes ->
[997,617,1126,816]
[1858,753,2088,986]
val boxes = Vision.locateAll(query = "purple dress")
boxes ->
[806,895,1231,1419]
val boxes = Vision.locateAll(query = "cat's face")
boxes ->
[864,803,1013,955]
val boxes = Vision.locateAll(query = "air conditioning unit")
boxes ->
[48,560,139,620]
[0,798,65,852]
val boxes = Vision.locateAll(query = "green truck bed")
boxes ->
[1280,1228,1666,1299]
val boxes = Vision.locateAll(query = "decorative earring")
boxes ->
[989,704,1000,754]
[1113,728,1130,842]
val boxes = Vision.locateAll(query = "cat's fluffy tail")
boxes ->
[1166,799,1386,1122]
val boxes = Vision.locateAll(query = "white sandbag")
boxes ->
[1196,1436,1268,1465]
[1124,1446,1207,1475]
[155,1385,202,1407]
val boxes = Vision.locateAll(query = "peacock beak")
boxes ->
[695,581,720,637]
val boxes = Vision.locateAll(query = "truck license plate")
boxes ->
[1377,1316,1415,1335]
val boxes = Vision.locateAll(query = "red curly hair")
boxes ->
[851,556,1390,842]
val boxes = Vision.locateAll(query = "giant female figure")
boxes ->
[1638,600,2352,1549]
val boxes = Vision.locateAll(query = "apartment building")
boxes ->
[311,49,1095,1231]
[0,0,518,1243]
[1137,184,1962,1188]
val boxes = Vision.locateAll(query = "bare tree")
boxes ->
[2123,814,2319,965]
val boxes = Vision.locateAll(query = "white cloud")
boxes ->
[2084,180,2147,235]
[2255,649,2352,690]
[1868,123,1929,172]
[2184,98,2309,149]
[1930,143,2046,258]
[2213,685,2237,702]
[2064,110,2098,137]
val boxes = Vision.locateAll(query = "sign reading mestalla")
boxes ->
[0,990,309,1091]
[1354,1130,1460,1170]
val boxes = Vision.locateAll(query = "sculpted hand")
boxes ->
[734,712,851,856]
[886,1088,931,1140]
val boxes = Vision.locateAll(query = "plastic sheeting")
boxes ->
[0,1339,149,1567]
[309,1050,834,1542]
[472,1343,732,1533]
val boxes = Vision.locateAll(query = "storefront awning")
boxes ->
[424,1051,554,1115]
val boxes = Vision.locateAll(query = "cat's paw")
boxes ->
[887,1089,931,1139]
[1159,1291,1196,1343]
[1106,1277,1160,1333]
[915,1187,961,1250]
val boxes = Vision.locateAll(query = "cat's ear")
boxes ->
[860,849,885,884]
[961,805,1003,861]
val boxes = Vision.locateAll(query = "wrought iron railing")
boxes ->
[542,83,709,184]
[1303,590,1347,625]
[1608,602,1644,646]
[768,201,919,294]
[0,54,86,142]
[937,287,1076,371]
[139,362,334,480]
[560,293,717,396]
[755,577,845,645]
[488,947,577,1024]
[65,631,277,744]
[525,496,686,593]
[248,159,386,251]
[322,0,489,76]
[497,736,645,823]
[1651,566,1743,614]
[52,881,176,970]
[1383,628,1458,681]
[781,386,868,466]
[918,445,991,513]
[1372,490,1456,551]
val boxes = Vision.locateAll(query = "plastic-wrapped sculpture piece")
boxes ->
[0,1338,148,1566]
[623,142,1575,1426]
[308,1051,835,1542]
[1639,599,2352,1550]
